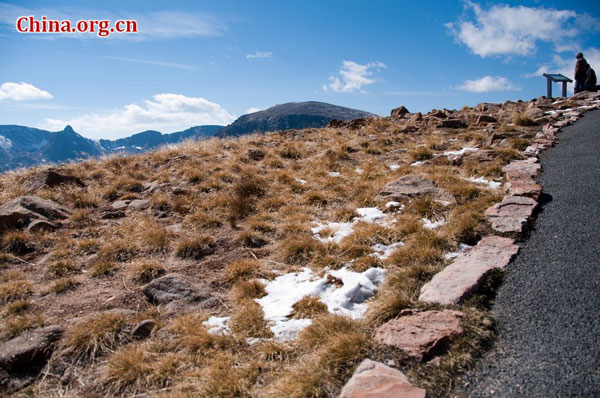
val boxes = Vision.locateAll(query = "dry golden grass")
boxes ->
[0,312,45,340]
[175,235,215,259]
[127,259,165,283]
[291,296,328,318]
[232,280,267,302]
[223,259,271,283]
[1,230,33,254]
[89,260,118,278]
[0,278,33,303]
[229,299,273,338]
[50,276,80,294]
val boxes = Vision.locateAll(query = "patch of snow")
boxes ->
[255,266,386,340]
[371,242,404,259]
[385,201,401,209]
[203,316,231,335]
[295,178,307,185]
[465,176,502,189]
[134,146,143,150]
[389,164,401,171]
[328,172,341,177]
[422,218,445,229]
[0,136,12,150]
[435,200,452,207]
[355,168,364,174]
[410,161,423,167]
[444,243,473,260]
[443,147,478,159]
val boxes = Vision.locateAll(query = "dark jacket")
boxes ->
[585,68,597,91]
[575,58,589,80]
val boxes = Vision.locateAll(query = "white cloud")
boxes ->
[0,3,227,40]
[245,107,264,114]
[446,2,596,57]
[98,56,201,71]
[325,60,386,93]
[0,82,53,100]
[457,76,520,92]
[246,51,272,59]
[41,94,235,139]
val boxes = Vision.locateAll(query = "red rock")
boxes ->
[419,236,519,305]
[377,174,453,203]
[476,114,498,124]
[505,180,542,198]
[339,359,426,398]
[391,106,410,119]
[374,310,464,360]
[485,196,538,233]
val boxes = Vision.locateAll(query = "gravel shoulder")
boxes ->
[463,109,600,397]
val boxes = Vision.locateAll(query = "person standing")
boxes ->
[574,52,589,94]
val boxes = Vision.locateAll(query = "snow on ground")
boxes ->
[312,207,392,243]
[203,316,231,335]
[444,243,473,260]
[410,161,423,167]
[371,242,404,259]
[443,147,478,159]
[255,266,386,340]
[465,176,502,189]
[295,178,307,185]
[328,172,341,177]
[385,201,402,209]
[355,168,364,174]
[389,164,401,171]
[0,136,12,150]
[422,218,445,229]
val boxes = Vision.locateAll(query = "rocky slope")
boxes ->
[0,92,598,398]
[216,101,375,137]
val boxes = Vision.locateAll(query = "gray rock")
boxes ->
[525,107,545,119]
[374,310,465,360]
[24,169,85,193]
[419,236,519,305]
[0,325,63,372]
[439,119,468,129]
[129,199,150,211]
[25,219,57,232]
[0,196,71,232]
[391,106,410,119]
[110,200,130,211]
[339,359,426,398]
[476,114,498,124]
[142,273,213,305]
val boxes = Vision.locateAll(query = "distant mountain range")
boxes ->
[216,101,374,137]
[0,101,374,172]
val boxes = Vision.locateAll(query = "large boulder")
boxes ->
[24,169,85,193]
[142,273,213,305]
[339,359,426,398]
[377,174,453,203]
[374,310,464,360]
[390,106,410,119]
[0,196,71,232]
[419,236,519,305]
[0,325,63,373]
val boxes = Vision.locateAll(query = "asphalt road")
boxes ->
[463,109,600,397]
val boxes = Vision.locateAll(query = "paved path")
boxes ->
[463,109,600,397]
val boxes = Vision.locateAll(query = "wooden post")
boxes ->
[547,78,552,98]
[562,81,567,98]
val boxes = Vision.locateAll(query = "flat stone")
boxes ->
[502,158,541,180]
[407,112,423,124]
[0,325,63,372]
[419,236,519,305]
[0,196,71,232]
[374,310,464,360]
[429,110,448,119]
[129,199,151,210]
[339,359,426,398]
[485,196,538,233]
[110,200,130,211]
[464,149,496,162]
[143,273,213,305]
[525,107,545,119]
[439,119,468,129]
[476,114,498,124]
[377,174,453,203]
[505,180,542,198]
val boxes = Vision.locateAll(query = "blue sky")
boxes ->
[0,0,599,139]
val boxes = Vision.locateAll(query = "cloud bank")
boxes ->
[42,94,235,139]
[458,76,520,92]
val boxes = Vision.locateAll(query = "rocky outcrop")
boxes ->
[391,106,410,119]
[0,196,71,232]
[24,169,85,193]
[377,174,453,203]
[419,236,519,305]
[439,119,468,129]
[0,325,63,373]
[374,310,464,360]
[485,196,538,233]
[339,359,426,398]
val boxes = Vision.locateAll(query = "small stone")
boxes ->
[419,236,519,305]
[0,325,63,372]
[476,115,498,124]
[143,273,213,305]
[429,109,448,119]
[485,196,538,233]
[374,310,465,360]
[100,210,125,219]
[110,200,130,211]
[339,359,426,398]
[525,107,545,119]
[131,320,156,339]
